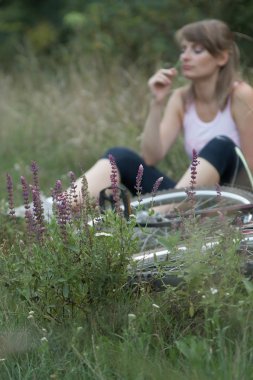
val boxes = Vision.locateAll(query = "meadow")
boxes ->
[0,54,253,380]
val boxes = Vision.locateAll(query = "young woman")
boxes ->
[70,18,253,204]
[13,19,253,218]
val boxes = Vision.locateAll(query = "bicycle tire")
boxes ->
[131,185,253,212]
[131,186,253,251]
[128,186,253,290]
[128,235,253,290]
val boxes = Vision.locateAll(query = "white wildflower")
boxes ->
[202,295,206,299]
[152,303,160,309]
[95,232,113,237]
[14,163,21,171]
[27,314,34,320]
[41,337,48,343]
[128,313,136,321]
[28,311,34,315]
[210,287,218,295]
[0,358,6,362]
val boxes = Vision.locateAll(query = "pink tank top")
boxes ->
[183,98,241,159]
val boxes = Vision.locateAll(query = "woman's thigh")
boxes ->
[198,136,241,185]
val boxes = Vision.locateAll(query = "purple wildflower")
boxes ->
[25,209,36,242]
[32,186,46,243]
[190,149,200,187]
[29,161,47,241]
[68,171,78,208]
[6,173,15,218]
[108,154,121,215]
[52,179,72,239]
[52,180,63,203]
[135,164,144,193]
[55,191,70,243]
[68,171,76,182]
[20,176,31,211]
[186,149,200,204]
[31,161,39,191]
[151,177,163,197]
[20,176,36,241]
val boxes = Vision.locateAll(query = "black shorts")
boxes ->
[102,147,176,195]
[102,136,241,195]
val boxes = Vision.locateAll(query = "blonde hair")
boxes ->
[176,19,240,109]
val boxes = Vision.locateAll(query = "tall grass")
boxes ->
[1,52,253,379]
[0,53,187,205]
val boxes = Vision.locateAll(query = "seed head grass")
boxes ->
[0,56,187,203]
[0,54,252,379]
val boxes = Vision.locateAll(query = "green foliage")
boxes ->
[0,38,252,376]
[25,22,58,52]
[1,0,253,69]
[1,188,253,377]
[0,210,138,321]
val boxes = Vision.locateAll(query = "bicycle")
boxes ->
[129,187,253,289]
[99,146,253,290]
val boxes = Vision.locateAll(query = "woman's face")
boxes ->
[179,39,227,81]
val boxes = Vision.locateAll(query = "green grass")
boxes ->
[0,55,187,204]
[1,52,253,379]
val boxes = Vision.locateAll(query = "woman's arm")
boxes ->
[232,82,253,172]
[140,68,184,166]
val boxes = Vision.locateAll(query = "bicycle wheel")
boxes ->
[131,186,253,216]
[131,186,253,250]
[128,186,253,289]
[128,233,253,291]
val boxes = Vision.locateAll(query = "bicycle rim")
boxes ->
[130,186,253,213]
[129,235,253,290]
[129,187,253,289]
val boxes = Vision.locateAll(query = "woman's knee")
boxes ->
[103,147,136,163]
[102,147,143,179]
[199,136,236,162]
[199,136,238,183]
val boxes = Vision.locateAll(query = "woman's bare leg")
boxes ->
[175,157,220,189]
[153,158,220,215]
[69,158,120,205]
[14,158,117,217]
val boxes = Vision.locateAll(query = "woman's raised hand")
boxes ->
[148,68,177,103]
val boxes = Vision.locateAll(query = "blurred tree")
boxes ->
[0,0,252,69]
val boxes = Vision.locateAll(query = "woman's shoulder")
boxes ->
[231,80,253,122]
[169,85,189,107]
[231,81,253,102]
[163,86,189,123]
[173,85,189,97]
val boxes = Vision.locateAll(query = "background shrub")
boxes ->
[0,0,253,69]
